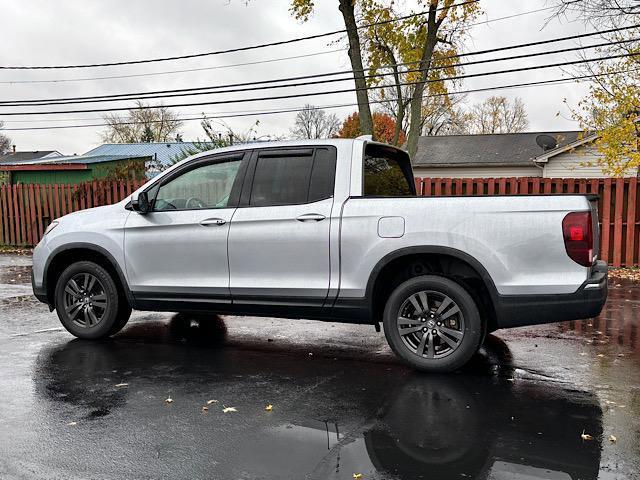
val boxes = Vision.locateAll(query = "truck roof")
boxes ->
[181,138,402,163]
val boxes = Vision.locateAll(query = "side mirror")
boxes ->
[131,191,151,214]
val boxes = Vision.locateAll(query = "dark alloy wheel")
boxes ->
[62,273,108,328]
[383,275,483,373]
[55,261,129,339]
[396,290,465,359]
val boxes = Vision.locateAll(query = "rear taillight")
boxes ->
[562,211,593,267]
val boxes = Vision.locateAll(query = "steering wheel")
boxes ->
[185,197,207,209]
[214,193,230,208]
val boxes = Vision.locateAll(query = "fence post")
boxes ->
[601,178,612,264]
[34,184,44,240]
[7,185,15,245]
[612,178,625,267]
[625,178,637,267]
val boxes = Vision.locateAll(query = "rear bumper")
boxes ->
[495,260,608,329]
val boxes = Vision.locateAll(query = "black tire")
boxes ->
[383,275,483,373]
[54,261,125,340]
[108,302,132,336]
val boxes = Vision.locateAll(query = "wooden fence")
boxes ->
[0,180,145,247]
[0,176,639,267]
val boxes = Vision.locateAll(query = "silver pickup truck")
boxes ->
[32,138,607,372]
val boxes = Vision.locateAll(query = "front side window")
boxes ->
[363,145,414,196]
[154,159,243,211]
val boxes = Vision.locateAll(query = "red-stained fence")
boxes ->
[0,180,146,248]
[1,177,639,267]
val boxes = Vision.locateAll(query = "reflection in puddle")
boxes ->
[33,314,602,480]
[558,279,639,359]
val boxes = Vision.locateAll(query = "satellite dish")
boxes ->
[536,134,558,151]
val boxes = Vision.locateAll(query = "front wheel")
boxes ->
[383,275,483,373]
[55,261,129,339]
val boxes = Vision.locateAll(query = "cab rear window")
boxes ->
[363,144,415,196]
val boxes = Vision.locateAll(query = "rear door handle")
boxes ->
[199,218,226,226]
[296,213,326,222]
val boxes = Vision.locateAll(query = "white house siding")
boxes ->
[412,165,541,178]
[542,145,638,178]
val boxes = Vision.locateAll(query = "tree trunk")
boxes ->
[338,0,374,137]
[406,5,440,158]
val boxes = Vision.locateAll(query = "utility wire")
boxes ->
[0,3,568,85]
[0,49,347,85]
[6,37,638,107]
[1,51,637,118]
[0,0,479,70]
[3,66,636,132]
[2,30,636,106]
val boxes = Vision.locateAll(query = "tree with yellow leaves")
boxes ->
[570,59,640,176]
[289,1,480,155]
[555,0,640,175]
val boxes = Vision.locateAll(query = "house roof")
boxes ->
[84,143,204,167]
[532,133,598,163]
[0,154,150,169]
[413,131,582,168]
[0,150,63,164]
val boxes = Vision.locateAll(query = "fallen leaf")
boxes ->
[597,354,605,358]
[265,404,273,411]
[617,353,625,357]
[202,406,209,412]
[223,406,237,413]
[67,421,77,426]
[609,435,617,443]
[206,399,218,405]
[618,405,626,408]
[114,383,129,387]
[165,397,173,404]
[581,430,594,441]
[353,474,362,480]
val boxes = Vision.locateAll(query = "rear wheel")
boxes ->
[54,261,130,339]
[383,275,483,373]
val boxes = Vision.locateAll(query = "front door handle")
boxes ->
[199,218,226,226]
[296,213,326,222]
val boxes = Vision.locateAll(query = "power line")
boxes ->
[3,66,633,132]
[0,50,637,117]
[2,30,636,107]
[2,36,636,108]
[0,0,479,70]
[0,3,567,85]
[0,49,347,85]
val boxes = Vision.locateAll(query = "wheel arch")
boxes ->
[44,243,134,308]
[365,246,500,332]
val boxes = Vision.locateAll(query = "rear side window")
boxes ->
[249,147,336,206]
[363,145,414,196]
[308,148,336,202]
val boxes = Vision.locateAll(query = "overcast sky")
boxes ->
[0,0,589,155]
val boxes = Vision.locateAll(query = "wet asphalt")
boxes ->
[0,254,638,480]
